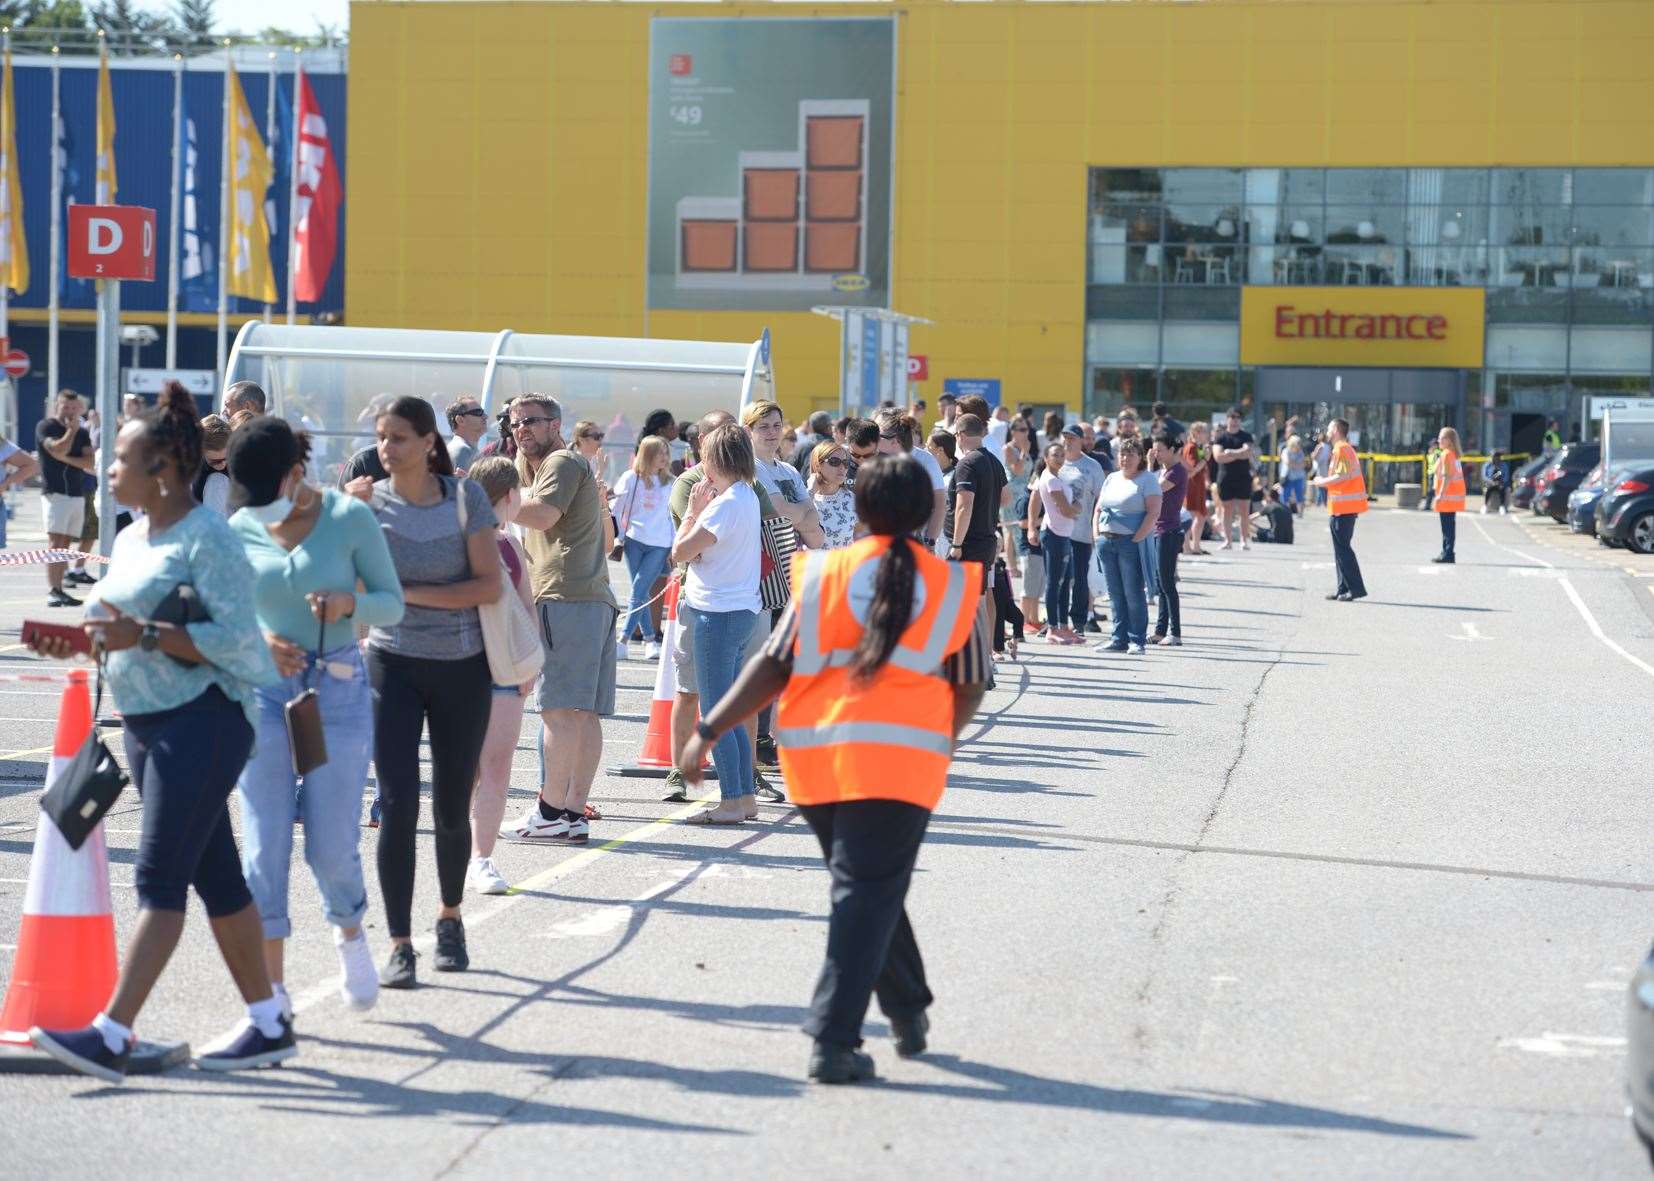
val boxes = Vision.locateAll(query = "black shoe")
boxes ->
[1085,618,1104,633]
[808,1043,877,1085]
[46,588,83,608]
[194,1016,296,1072]
[891,1013,929,1058]
[752,771,785,803]
[433,916,469,972]
[1432,555,1455,564]
[29,1024,131,1084]
[1348,591,1368,600]
[64,569,97,586]
[380,942,418,989]
[1327,592,1353,601]
[754,734,779,768]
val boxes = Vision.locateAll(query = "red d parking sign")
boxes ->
[67,205,158,282]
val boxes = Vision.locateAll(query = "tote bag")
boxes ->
[455,478,546,685]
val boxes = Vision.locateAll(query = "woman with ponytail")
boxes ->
[678,454,990,1086]
[24,382,289,1081]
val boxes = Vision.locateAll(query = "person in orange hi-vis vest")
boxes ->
[1312,417,1369,601]
[678,455,990,1086]
[1431,426,1466,565]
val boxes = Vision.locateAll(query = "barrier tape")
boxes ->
[0,548,112,568]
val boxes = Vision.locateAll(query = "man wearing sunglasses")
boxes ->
[445,396,490,474]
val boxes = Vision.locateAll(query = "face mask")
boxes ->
[245,495,293,526]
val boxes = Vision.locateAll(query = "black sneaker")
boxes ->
[380,941,418,989]
[752,772,785,803]
[808,1043,877,1085]
[891,1012,929,1058]
[194,1016,296,1072]
[29,1024,131,1084]
[46,588,83,608]
[64,569,97,586]
[433,917,469,972]
[754,734,779,768]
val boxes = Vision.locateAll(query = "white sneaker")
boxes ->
[503,806,568,841]
[1129,643,1146,655]
[468,856,510,896]
[615,639,629,662]
[335,929,379,1012]
[643,640,662,661]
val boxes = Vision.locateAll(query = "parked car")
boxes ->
[1511,454,1550,511]
[1568,465,1604,535]
[1629,942,1654,1168]
[1597,463,1654,555]
[1535,443,1601,522]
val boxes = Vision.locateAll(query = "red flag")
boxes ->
[291,70,340,304]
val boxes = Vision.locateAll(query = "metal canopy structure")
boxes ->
[225,322,774,473]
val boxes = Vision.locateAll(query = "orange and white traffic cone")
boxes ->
[611,580,714,780]
[0,669,117,1048]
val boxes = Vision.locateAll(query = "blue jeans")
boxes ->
[1140,534,1160,600]
[239,644,374,939]
[1041,529,1073,629]
[620,537,671,642]
[683,604,757,800]
[1099,533,1148,647]
[1066,538,1093,631]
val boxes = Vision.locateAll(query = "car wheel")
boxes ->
[1628,511,1654,556]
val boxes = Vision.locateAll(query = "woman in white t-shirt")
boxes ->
[671,424,762,826]
[613,435,676,657]
[1027,442,1081,643]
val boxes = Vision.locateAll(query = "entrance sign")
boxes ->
[943,378,1001,408]
[1240,287,1483,368]
[67,204,157,282]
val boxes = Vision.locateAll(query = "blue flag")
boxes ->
[179,98,217,312]
[56,106,93,305]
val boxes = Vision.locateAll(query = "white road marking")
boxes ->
[1585,981,1625,991]
[0,944,15,952]
[1415,566,1442,576]
[1470,515,1654,683]
[1300,561,1333,570]
[1509,567,1564,578]
[1449,622,1489,642]
[1498,1033,1627,1058]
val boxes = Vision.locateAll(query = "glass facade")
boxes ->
[1086,167,1654,452]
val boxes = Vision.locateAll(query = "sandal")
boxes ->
[683,809,746,826]
[583,804,603,821]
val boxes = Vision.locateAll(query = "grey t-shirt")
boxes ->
[1059,453,1106,543]
[367,475,496,659]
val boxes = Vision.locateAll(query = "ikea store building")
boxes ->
[347,0,1654,454]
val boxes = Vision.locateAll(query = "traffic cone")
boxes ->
[611,580,714,779]
[0,670,118,1047]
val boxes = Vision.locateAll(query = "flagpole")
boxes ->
[286,50,301,326]
[47,45,60,404]
[1,27,13,358]
[215,42,231,390]
[261,49,274,320]
[166,53,182,368]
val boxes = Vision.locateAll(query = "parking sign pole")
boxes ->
[94,277,119,558]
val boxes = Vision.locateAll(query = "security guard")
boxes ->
[1432,427,1466,564]
[1543,420,1563,454]
[679,455,988,1085]
[1313,417,1368,601]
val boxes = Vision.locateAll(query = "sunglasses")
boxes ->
[849,448,877,461]
[823,455,848,469]
[581,432,606,443]
[456,408,488,419]
[510,416,554,430]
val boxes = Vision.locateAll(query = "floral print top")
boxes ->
[811,485,858,549]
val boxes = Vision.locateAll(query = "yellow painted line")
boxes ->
[0,745,52,761]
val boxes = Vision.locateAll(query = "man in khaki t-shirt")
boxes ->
[505,395,617,845]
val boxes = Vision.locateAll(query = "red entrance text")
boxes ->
[1273,305,1447,341]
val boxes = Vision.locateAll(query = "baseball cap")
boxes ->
[1061,423,1084,438]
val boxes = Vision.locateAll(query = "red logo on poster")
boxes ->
[669,53,692,76]
[906,355,929,381]
[67,205,157,282]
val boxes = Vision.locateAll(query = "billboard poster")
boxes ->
[647,17,895,312]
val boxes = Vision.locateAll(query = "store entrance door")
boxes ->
[1256,367,1463,455]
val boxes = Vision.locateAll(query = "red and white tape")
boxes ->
[0,549,112,567]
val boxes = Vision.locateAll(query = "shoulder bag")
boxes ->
[38,662,129,851]
[457,477,546,685]
[759,512,800,612]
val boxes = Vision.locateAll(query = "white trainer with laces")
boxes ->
[468,856,510,895]
[643,640,662,661]
[335,929,379,1012]
[503,807,569,841]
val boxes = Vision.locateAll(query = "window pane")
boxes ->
[1087,284,1160,319]
[1493,168,1570,206]
[1165,242,1243,284]
[1491,203,1571,248]
[1571,247,1654,324]
[1326,168,1405,206]
[1164,169,1244,245]
[1096,168,1163,205]
[1438,168,1492,210]
[1164,287,1240,320]
[1572,168,1654,205]
[1571,205,1654,246]
[1089,245,1166,285]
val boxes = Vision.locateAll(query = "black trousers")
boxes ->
[991,559,1025,650]
[1154,527,1184,639]
[800,800,934,1049]
[367,647,492,938]
[1439,512,1456,558]
[1330,514,1367,597]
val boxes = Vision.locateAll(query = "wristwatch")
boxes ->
[139,623,161,653]
[694,720,717,742]
[948,543,963,555]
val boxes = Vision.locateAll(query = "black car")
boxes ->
[1597,463,1654,554]
[1534,443,1601,522]
[1511,454,1551,511]
[1630,943,1654,1167]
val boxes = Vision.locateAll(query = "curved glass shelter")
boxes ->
[225,322,773,476]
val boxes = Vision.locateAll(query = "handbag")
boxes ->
[151,582,211,668]
[38,663,129,851]
[759,512,800,612]
[283,614,328,778]
[608,478,639,563]
[456,477,546,685]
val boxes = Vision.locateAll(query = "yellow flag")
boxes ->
[224,64,277,304]
[96,45,116,203]
[0,46,28,296]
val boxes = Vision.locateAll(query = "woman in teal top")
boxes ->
[227,416,404,1020]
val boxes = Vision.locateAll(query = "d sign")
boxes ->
[67,204,158,282]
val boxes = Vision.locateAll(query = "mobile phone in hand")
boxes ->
[21,619,94,658]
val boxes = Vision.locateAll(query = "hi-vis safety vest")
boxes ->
[1327,441,1369,517]
[776,536,984,811]
[1434,450,1466,513]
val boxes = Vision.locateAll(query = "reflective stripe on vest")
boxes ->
[775,721,953,757]
[793,546,968,679]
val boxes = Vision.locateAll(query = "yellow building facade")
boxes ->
[347,0,1654,436]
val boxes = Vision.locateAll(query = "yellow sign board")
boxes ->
[1240,286,1485,368]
